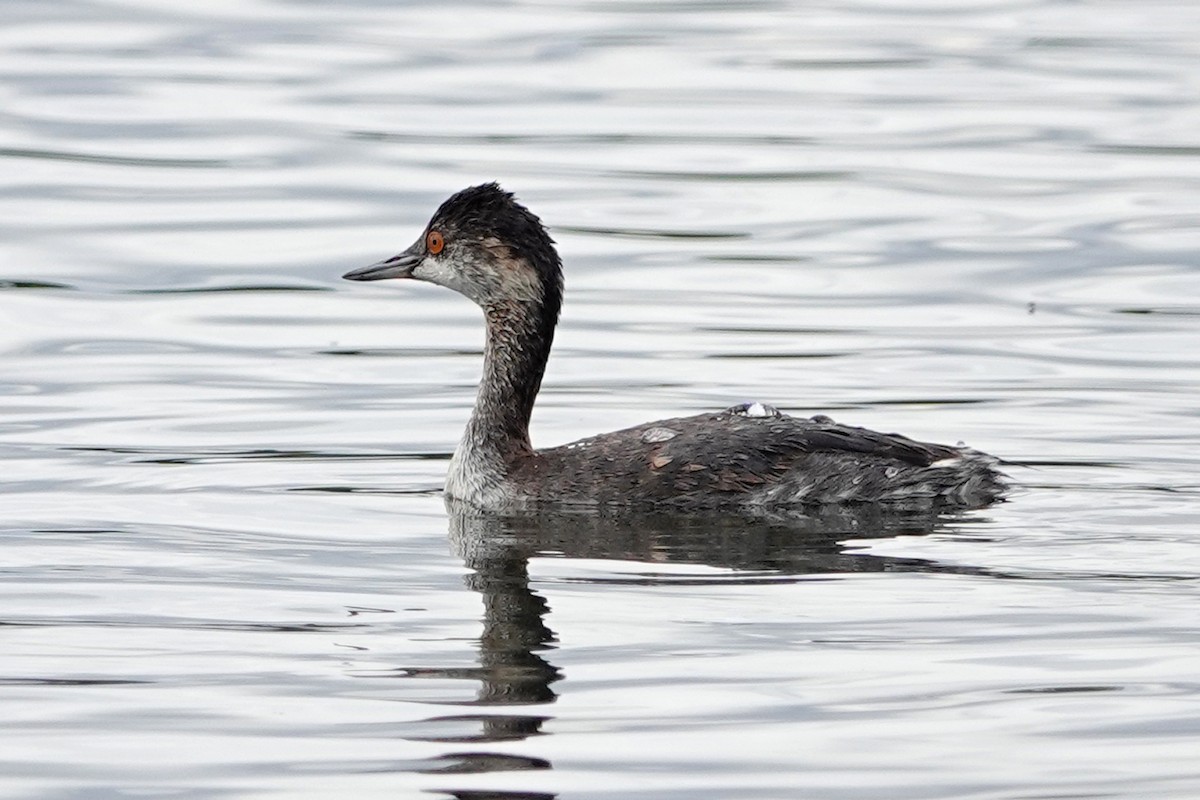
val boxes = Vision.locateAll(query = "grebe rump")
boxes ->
[343,183,1006,510]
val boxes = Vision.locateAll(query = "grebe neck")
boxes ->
[463,299,555,460]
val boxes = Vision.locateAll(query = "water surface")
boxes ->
[2,1,1199,798]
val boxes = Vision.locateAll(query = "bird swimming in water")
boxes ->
[343,183,1006,510]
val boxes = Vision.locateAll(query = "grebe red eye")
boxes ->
[426,230,444,255]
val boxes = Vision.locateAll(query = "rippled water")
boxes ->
[3,1,1199,798]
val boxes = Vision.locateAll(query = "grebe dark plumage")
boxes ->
[343,183,1006,510]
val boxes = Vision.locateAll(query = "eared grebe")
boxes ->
[343,183,1006,510]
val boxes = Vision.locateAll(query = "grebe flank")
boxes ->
[343,183,1006,510]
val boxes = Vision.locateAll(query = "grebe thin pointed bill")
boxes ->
[342,182,1008,511]
[343,241,422,281]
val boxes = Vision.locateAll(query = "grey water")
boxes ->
[2,1,1199,798]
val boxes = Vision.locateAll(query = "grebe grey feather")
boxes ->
[343,183,1006,510]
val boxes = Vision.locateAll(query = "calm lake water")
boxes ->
[2,1,1199,798]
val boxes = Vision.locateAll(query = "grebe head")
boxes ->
[343,182,563,317]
